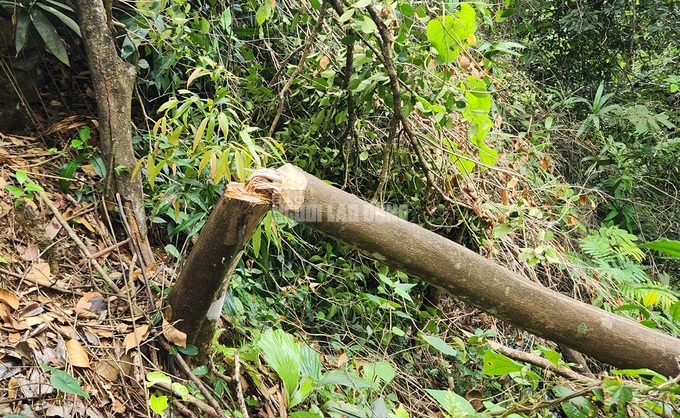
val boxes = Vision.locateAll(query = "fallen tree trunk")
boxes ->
[267,164,680,377]
[168,164,680,376]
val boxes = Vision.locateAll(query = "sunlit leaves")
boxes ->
[426,3,476,64]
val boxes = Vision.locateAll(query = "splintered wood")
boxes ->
[224,169,282,203]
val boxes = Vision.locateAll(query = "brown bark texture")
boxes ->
[272,164,680,377]
[166,184,270,356]
[74,0,153,265]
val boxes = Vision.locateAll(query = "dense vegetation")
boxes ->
[1,0,679,417]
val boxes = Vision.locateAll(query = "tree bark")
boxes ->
[269,164,680,377]
[166,180,271,358]
[74,0,154,266]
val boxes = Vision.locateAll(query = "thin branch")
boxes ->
[159,338,228,418]
[487,341,594,382]
[116,193,156,311]
[350,3,460,208]
[235,349,250,418]
[267,1,329,138]
[39,192,123,295]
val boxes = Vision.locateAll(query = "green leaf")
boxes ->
[145,371,172,387]
[426,3,476,64]
[553,386,598,418]
[41,364,90,399]
[15,170,29,185]
[149,394,169,416]
[36,2,81,36]
[290,412,323,418]
[603,378,633,404]
[482,350,524,375]
[422,334,458,357]
[258,329,301,404]
[171,382,189,400]
[318,370,373,389]
[300,343,322,381]
[363,361,395,384]
[164,244,180,259]
[360,16,376,34]
[538,346,561,366]
[192,365,208,376]
[24,183,45,193]
[176,345,199,356]
[15,13,31,55]
[30,8,70,65]
[59,159,83,192]
[4,185,25,198]
[669,301,680,321]
[639,239,680,258]
[425,389,476,414]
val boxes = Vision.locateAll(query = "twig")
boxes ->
[89,237,130,259]
[235,349,250,418]
[489,385,598,416]
[487,341,593,381]
[154,381,219,417]
[159,338,228,418]
[371,113,399,204]
[116,193,156,311]
[267,1,329,138]
[38,192,123,295]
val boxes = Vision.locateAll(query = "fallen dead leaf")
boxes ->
[95,359,120,381]
[19,244,40,262]
[44,216,62,239]
[124,323,150,354]
[162,318,186,348]
[74,215,95,233]
[75,291,106,319]
[0,303,12,323]
[112,397,126,414]
[319,55,330,70]
[337,352,348,368]
[66,339,91,368]
[25,262,52,285]
[18,302,43,318]
[0,288,19,309]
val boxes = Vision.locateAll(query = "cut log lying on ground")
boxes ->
[167,164,680,376]
[270,164,680,377]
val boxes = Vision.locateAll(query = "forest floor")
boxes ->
[0,129,176,417]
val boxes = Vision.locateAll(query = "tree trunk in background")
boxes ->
[74,0,154,266]
[268,164,680,377]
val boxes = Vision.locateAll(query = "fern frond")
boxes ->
[619,282,679,310]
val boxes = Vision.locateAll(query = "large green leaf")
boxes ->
[639,238,680,258]
[30,8,70,65]
[553,386,598,418]
[482,349,524,375]
[425,389,476,414]
[36,2,81,36]
[41,364,90,399]
[15,13,31,55]
[257,328,301,406]
[422,334,458,357]
[426,3,476,64]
